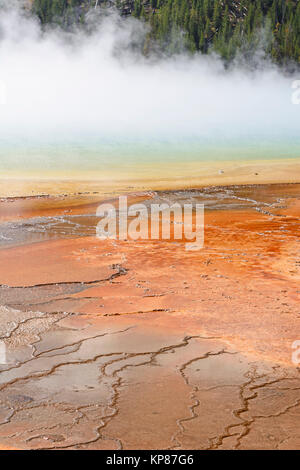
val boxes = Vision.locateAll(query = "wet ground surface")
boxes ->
[0,184,296,248]
[0,184,299,449]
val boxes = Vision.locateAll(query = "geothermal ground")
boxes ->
[0,183,299,450]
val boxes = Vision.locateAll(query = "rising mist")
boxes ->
[0,2,299,171]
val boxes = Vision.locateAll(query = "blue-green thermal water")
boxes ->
[0,136,299,175]
[1,6,300,177]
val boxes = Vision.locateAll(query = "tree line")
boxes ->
[31,0,300,65]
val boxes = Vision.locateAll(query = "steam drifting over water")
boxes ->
[0,2,299,172]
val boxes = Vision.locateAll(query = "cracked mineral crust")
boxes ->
[0,184,299,450]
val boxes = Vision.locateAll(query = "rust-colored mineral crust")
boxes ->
[0,184,299,450]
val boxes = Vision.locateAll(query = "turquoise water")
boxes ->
[1,6,300,176]
[0,136,299,174]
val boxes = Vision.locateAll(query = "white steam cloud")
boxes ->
[0,2,299,171]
